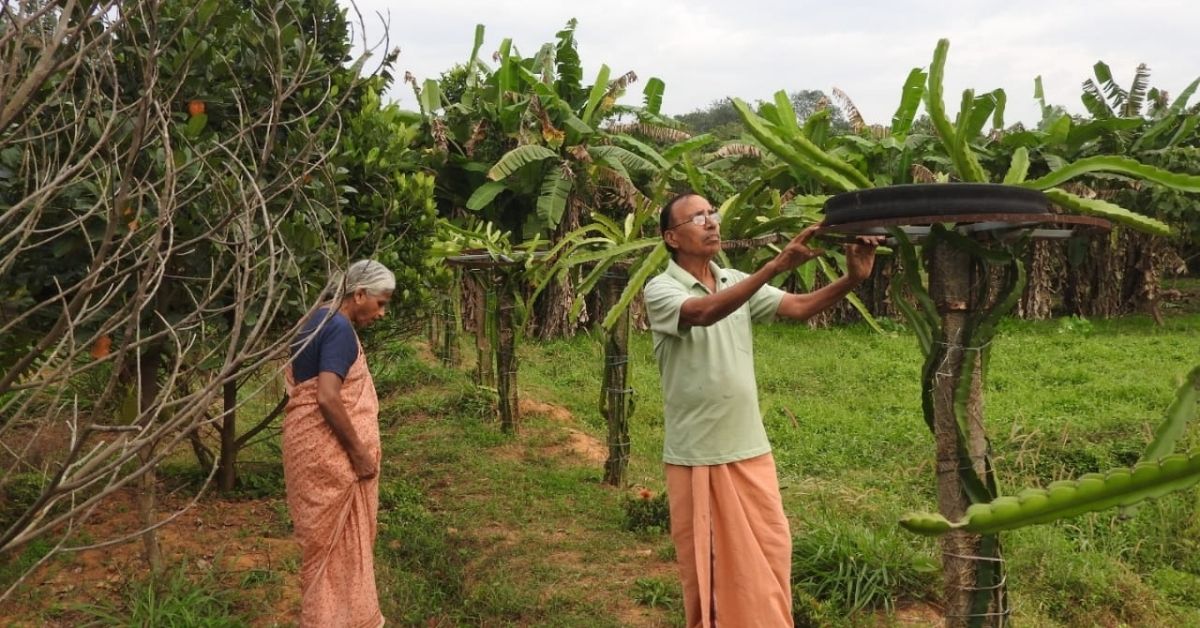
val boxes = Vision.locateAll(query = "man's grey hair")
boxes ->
[327,259,395,300]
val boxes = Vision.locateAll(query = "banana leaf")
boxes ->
[488,145,558,180]
[466,181,507,211]
[643,77,665,115]
[536,167,572,226]
[1132,77,1200,151]
[581,64,611,126]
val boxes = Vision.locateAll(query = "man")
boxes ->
[644,193,880,627]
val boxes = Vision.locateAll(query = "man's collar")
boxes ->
[665,258,729,293]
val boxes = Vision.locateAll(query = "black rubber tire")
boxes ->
[822,184,1049,226]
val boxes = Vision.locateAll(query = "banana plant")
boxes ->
[901,365,1200,535]
[460,20,665,239]
[424,21,683,339]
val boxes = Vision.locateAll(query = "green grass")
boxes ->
[520,312,1200,626]
[76,562,242,627]
[369,342,679,626]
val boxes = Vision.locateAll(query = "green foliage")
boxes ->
[732,97,863,191]
[1137,366,1200,464]
[427,21,671,242]
[792,586,841,627]
[1150,566,1200,607]
[897,312,1197,537]
[335,85,440,321]
[632,576,681,610]
[0,473,44,534]
[622,490,670,534]
[232,464,287,500]
[0,538,54,592]
[1056,314,1095,335]
[791,520,938,617]
[1006,525,1171,625]
[376,478,466,623]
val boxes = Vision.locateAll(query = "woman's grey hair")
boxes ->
[326,259,395,300]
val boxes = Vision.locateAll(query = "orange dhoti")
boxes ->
[666,452,793,627]
[282,344,384,628]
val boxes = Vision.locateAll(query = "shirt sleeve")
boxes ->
[316,316,358,379]
[644,274,692,337]
[748,281,786,323]
[727,268,787,323]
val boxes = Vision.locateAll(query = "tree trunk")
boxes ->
[533,273,578,340]
[927,243,995,627]
[1015,239,1059,320]
[188,427,214,475]
[495,273,519,432]
[438,288,457,366]
[135,346,162,571]
[601,266,632,486]
[467,272,495,388]
[429,276,458,366]
[217,377,238,492]
[856,254,898,319]
[1059,227,1175,319]
[532,197,584,340]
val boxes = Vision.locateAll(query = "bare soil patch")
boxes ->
[0,487,299,626]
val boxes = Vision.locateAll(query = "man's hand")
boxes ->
[771,224,825,274]
[349,447,378,481]
[844,236,885,282]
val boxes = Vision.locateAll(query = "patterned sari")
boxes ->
[283,339,384,627]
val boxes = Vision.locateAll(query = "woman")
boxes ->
[283,260,393,627]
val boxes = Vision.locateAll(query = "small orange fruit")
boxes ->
[187,100,205,117]
[91,335,112,359]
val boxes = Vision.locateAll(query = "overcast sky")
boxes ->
[341,0,1199,127]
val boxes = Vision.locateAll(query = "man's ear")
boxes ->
[663,229,678,250]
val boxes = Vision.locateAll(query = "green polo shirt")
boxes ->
[644,259,786,466]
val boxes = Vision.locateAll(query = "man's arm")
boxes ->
[316,372,378,480]
[679,225,826,327]
[775,240,880,321]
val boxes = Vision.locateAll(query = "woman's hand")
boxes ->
[349,448,378,481]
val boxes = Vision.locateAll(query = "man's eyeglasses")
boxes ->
[666,210,721,230]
